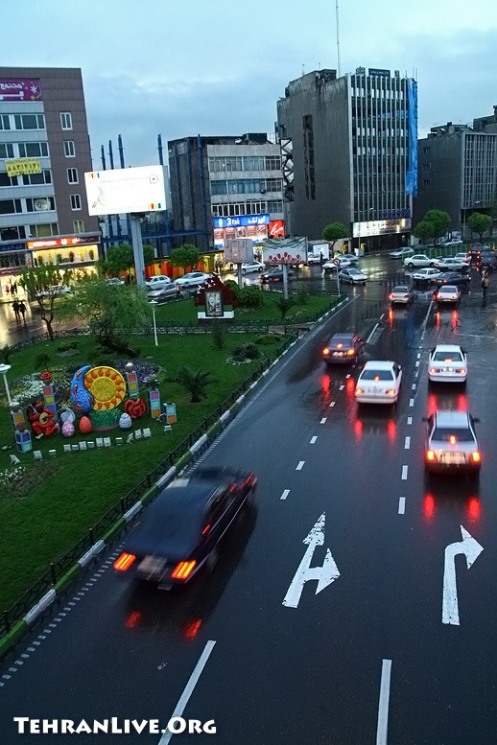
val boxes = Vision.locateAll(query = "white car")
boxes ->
[442,239,464,248]
[428,344,467,384]
[333,255,355,268]
[339,267,367,284]
[410,267,441,282]
[241,261,265,274]
[454,252,471,266]
[404,254,436,269]
[173,271,212,290]
[433,257,468,272]
[322,260,338,272]
[105,277,125,286]
[434,284,461,304]
[390,247,415,259]
[355,360,403,405]
[146,275,171,290]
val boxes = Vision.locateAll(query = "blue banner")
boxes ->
[406,79,418,197]
[213,214,270,229]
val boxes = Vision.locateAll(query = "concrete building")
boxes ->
[168,133,285,255]
[415,108,497,239]
[0,67,100,296]
[276,67,418,252]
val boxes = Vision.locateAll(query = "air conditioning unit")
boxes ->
[34,198,50,211]
[212,210,219,217]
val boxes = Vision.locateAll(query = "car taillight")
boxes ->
[322,347,330,355]
[114,552,136,572]
[456,369,466,374]
[426,450,435,462]
[171,560,197,580]
[355,387,364,395]
[385,389,396,396]
[429,368,439,374]
[471,451,481,463]
[346,349,355,356]
[388,293,393,300]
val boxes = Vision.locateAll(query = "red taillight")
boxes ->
[471,451,481,463]
[426,450,435,462]
[322,347,330,355]
[171,560,197,580]
[429,368,439,374]
[201,523,211,535]
[114,552,136,572]
[385,389,396,396]
[388,293,393,300]
[456,369,466,374]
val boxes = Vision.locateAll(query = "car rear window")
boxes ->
[433,351,463,362]
[393,286,409,292]
[432,427,474,442]
[360,369,394,381]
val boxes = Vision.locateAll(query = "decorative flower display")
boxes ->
[83,366,126,411]
[123,397,147,419]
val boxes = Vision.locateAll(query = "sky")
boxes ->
[2,0,497,168]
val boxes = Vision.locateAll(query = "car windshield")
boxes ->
[433,351,463,362]
[136,501,203,551]
[330,334,352,346]
[432,427,474,443]
[439,286,457,292]
[348,269,360,275]
[360,369,394,381]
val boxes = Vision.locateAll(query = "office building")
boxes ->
[0,66,100,296]
[276,67,418,252]
[168,133,285,254]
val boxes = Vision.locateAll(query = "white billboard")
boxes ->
[262,237,307,266]
[84,165,167,216]
[224,239,254,263]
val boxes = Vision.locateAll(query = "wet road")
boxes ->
[1,255,497,744]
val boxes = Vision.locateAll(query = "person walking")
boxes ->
[12,299,20,324]
[18,300,27,325]
[481,271,489,300]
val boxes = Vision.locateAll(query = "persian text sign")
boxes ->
[6,159,42,177]
[0,78,42,101]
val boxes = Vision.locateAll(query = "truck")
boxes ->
[306,240,330,265]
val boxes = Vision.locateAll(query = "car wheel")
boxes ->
[407,263,414,270]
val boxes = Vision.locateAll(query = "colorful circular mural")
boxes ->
[83,366,126,411]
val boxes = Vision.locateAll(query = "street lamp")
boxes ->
[0,363,12,405]
[150,301,158,347]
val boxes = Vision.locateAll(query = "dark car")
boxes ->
[322,332,364,365]
[468,245,490,262]
[260,267,295,283]
[477,250,497,272]
[431,271,471,287]
[114,467,257,588]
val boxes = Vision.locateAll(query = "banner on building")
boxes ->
[6,159,42,177]
[405,79,418,197]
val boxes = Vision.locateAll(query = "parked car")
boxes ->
[355,360,403,405]
[240,261,265,274]
[173,272,212,291]
[339,267,367,284]
[404,254,435,269]
[434,285,461,304]
[434,257,469,272]
[105,277,125,287]
[260,268,295,283]
[431,271,471,287]
[148,284,180,303]
[410,267,441,282]
[40,284,72,298]
[389,247,415,259]
[333,255,356,268]
[441,239,464,248]
[146,275,171,290]
[428,344,468,384]
[339,252,359,263]
[322,332,364,365]
[424,411,481,477]
[113,467,258,588]
[322,260,339,273]
[454,252,471,266]
[388,285,414,304]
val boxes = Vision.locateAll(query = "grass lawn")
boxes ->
[0,291,336,616]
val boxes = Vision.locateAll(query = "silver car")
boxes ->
[424,411,481,476]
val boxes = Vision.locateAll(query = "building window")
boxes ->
[0,198,23,215]
[211,181,227,195]
[70,194,82,210]
[29,223,58,238]
[0,172,16,188]
[18,142,49,158]
[267,200,283,213]
[0,143,14,158]
[26,197,55,212]
[266,178,282,192]
[0,225,26,242]
[64,140,76,158]
[13,114,45,130]
[265,156,281,170]
[73,219,85,233]
[60,112,73,130]
[67,167,79,184]
[243,156,264,171]
[22,170,52,186]
[0,114,11,130]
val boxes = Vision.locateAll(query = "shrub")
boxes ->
[294,288,310,305]
[0,344,13,364]
[211,322,226,350]
[35,352,51,371]
[255,334,279,345]
[231,343,261,362]
[224,279,241,301]
[238,285,265,309]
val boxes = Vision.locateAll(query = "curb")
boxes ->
[0,299,343,659]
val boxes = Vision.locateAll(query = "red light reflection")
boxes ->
[456,394,468,412]
[427,394,438,417]
[466,497,481,523]
[124,610,142,629]
[434,311,441,326]
[387,308,394,326]
[354,419,363,439]
[183,619,203,640]
[451,310,459,330]
[345,375,355,397]
[320,374,332,406]
[386,419,397,442]
[423,493,436,520]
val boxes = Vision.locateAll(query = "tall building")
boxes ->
[276,67,417,252]
[0,67,100,295]
[415,108,497,239]
[168,133,285,254]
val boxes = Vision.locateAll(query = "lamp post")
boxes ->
[150,301,158,347]
[0,363,12,405]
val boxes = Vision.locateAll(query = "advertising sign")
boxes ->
[0,79,42,102]
[352,218,411,238]
[224,239,254,264]
[6,159,42,177]
[84,166,167,216]
[262,237,307,266]
[268,219,285,238]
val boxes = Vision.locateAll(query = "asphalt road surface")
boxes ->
[1,256,497,744]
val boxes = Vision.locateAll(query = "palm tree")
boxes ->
[273,295,296,319]
[174,366,214,403]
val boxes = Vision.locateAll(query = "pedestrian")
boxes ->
[18,300,27,325]
[12,299,20,324]
[481,271,489,299]
[11,281,17,295]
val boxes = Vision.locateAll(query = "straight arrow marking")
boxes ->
[442,525,484,625]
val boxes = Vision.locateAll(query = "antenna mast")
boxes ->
[336,0,341,77]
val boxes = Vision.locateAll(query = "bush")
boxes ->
[57,341,79,353]
[294,288,310,305]
[231,343,261,362]
[238,285,265,309]
[224,279,241,301]
[0,344,13,364]
[255,334,279,345]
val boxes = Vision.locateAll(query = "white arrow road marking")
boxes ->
[283,513,340,609]
[442,525,484,626]
[376,659,392,745]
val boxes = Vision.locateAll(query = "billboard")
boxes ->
[0,79,42,102]
[224,239,254,264]
[84,166,167,216]
[262,237,307,266]
[6,159,42,177]
[213,214,270,248]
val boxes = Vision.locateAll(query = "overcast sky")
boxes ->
[3,0,497,168]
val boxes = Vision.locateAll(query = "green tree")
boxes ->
[103,243,155,277]
[467,212,492,242]
[412,219,433,245]
[62,278,150,355]
[174,366,214,403]
[19,263,74,340]
[169,244,200,272]
[422,209,451,244]
[322,222,349,253]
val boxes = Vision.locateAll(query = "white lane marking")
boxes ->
[398,497,406,514]
[404,436,411,450]
[415,360,420,367]
[417,351,421,359]
[442,526,484,626]
[296,461,305,470]
[411,383,416,390]
[329,401,336,407]
[407,416,412,425]
[367,322,380,344]
[420,299,434,340]
[320,417,327,424]
[339,384,345,391]
[380,312,385,320]
[310,436,318,444]
[376,659,393,745]
[158,640,216,745]
[280,489,290,501]
[409,398,414,407]
[401,465,408,480]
